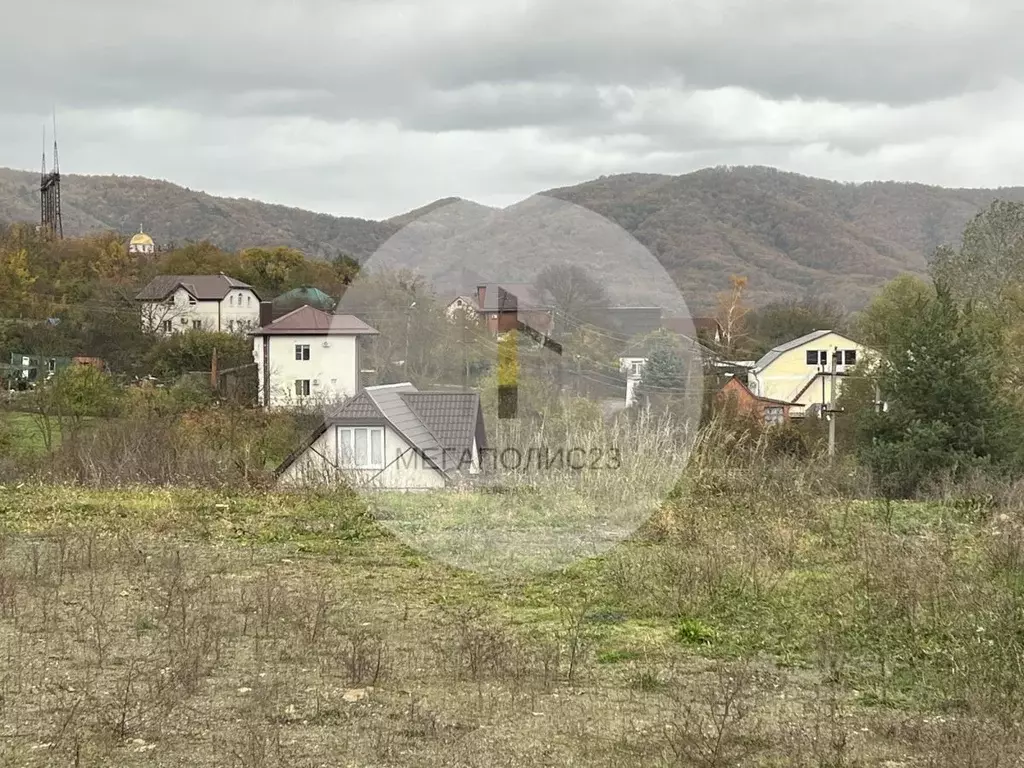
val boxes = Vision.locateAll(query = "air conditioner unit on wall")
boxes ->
[322,341,331,348]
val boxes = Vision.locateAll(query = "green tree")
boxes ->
[855,284,1024,497]
[30,365,122,450]
[0,245,37,316]
[854,274,935,352]
[931,200,1024,308]
[747,298,847,357]
[145,331,253,380]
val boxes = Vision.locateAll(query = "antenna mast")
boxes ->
[40,109,64,239]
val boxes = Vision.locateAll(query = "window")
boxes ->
[844,350,857,366]
[295,379,311,397]
[46,359,56,373]
[247,296,252,307]
[337,427,384,469]
[162,320,172,333]
[229,296,234,306]
[630,360,644,376]
[806,350,827,366]
[191,319,202,330]
[295,344,310,361]
[188,296,197,306]
[764,406,784,425]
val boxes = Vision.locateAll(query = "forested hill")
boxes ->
[0,168,396,261]
[542,167,1024,309]
[3,164,1024,310]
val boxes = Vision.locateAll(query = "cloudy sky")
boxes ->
[2,0,1023,220]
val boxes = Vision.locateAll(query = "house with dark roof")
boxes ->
[252,303,379,408]
[276,383,487,490]
[455,284,555,335]
[136,274,261,334]
[748,330,877,417]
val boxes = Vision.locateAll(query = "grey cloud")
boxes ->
[4,0,1024,122]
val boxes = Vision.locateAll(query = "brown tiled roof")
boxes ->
[135,274,256,301]
[254,305,379,336]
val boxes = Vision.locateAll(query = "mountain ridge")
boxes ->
[3,164,1023,311]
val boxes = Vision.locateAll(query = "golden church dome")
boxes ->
[130,232,154,246]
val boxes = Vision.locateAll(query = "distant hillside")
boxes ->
[543,167,1024,310]
[3,164,1023,311]
[0,168,396,260]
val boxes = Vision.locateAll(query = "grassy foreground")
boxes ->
[0,480,1022,766]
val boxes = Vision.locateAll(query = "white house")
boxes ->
[276,383,487,490]
[252,304,379,409]
[747,329,877,417]
[444,295,479,321]
[617,331,717,407]
[136,274,261,334]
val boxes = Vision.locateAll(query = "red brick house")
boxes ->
[471,284,554,335]
[715,376,796,425]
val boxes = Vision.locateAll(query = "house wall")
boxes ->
[486,309,554,335]
[716,378,791,422]
[619,356,646,407]
[278,423,447,490]
[254,333,361,408]
[141,287,260,334]
[749,332,873,414]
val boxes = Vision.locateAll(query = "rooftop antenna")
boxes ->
[40,107,64,239]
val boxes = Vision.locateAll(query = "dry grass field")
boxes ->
[1,471,1023,767]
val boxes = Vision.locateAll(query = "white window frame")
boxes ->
[337,426,385,470]
[764,406,784,425]
[630,360,645,377]
[295,379,311,397]
[192,319,202,330]
[295,344,310,361]
[162,320,172,333]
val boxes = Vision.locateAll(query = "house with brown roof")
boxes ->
[449,284,555,335]
[715,376,797,425]
[136,274,262,334]
[251,302,379,408]
[276,382,487,490]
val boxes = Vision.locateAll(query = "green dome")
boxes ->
[272,286,336,314]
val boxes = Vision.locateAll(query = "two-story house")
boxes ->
[747,330,877,417]
[252,303,379,409]
[136,274,261,334]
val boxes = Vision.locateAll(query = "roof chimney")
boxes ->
[259,300,273,328]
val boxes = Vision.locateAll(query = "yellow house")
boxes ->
[748,330,876,417]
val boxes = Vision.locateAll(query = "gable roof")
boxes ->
[448,295,479,310]
[276,384,486,478]
[753,329,838,371]
[135,274,256,301]
[254,305,378,336]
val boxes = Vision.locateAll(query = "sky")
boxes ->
[2,0,1024,220]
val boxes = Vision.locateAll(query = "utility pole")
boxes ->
[827,346,838,463]
[461,315,468,392]
[404,301,416,376]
